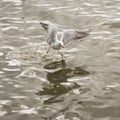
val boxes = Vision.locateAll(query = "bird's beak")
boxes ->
[61,45,64,48]
[61,42,64,48]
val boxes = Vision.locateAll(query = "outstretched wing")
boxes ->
[40,21,58,35]
[60,29,89,45]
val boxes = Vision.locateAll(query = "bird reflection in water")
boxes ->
[44,59,66,69]
[36,60,89,104]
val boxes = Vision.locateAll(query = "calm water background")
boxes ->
[0,0,120,120]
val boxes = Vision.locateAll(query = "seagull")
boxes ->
[40,21,89,58]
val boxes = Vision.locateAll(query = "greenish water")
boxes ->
[0,0,120,120]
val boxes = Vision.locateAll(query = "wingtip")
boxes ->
[40,21,50,24]
[40,21,47,26]
[84,28,92,34]
[81,29,92,37]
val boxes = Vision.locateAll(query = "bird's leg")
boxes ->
[58,51,64,59]
[43,46,51,58]
[46,46,51,54]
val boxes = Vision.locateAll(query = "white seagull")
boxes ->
[40,21,89,58]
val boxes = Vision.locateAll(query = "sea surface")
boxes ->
[0,0,120,120]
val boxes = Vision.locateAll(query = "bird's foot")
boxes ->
[61,55,65,60]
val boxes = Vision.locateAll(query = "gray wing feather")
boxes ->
[61,29,89,45]
[40,21,58,35]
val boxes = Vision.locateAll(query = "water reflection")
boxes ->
[44,60,66,69]
[36,60,89,104]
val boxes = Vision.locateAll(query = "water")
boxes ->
[0,0,120,120]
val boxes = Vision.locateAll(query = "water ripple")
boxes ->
[2,0,22,5]
[0,0,120,119]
